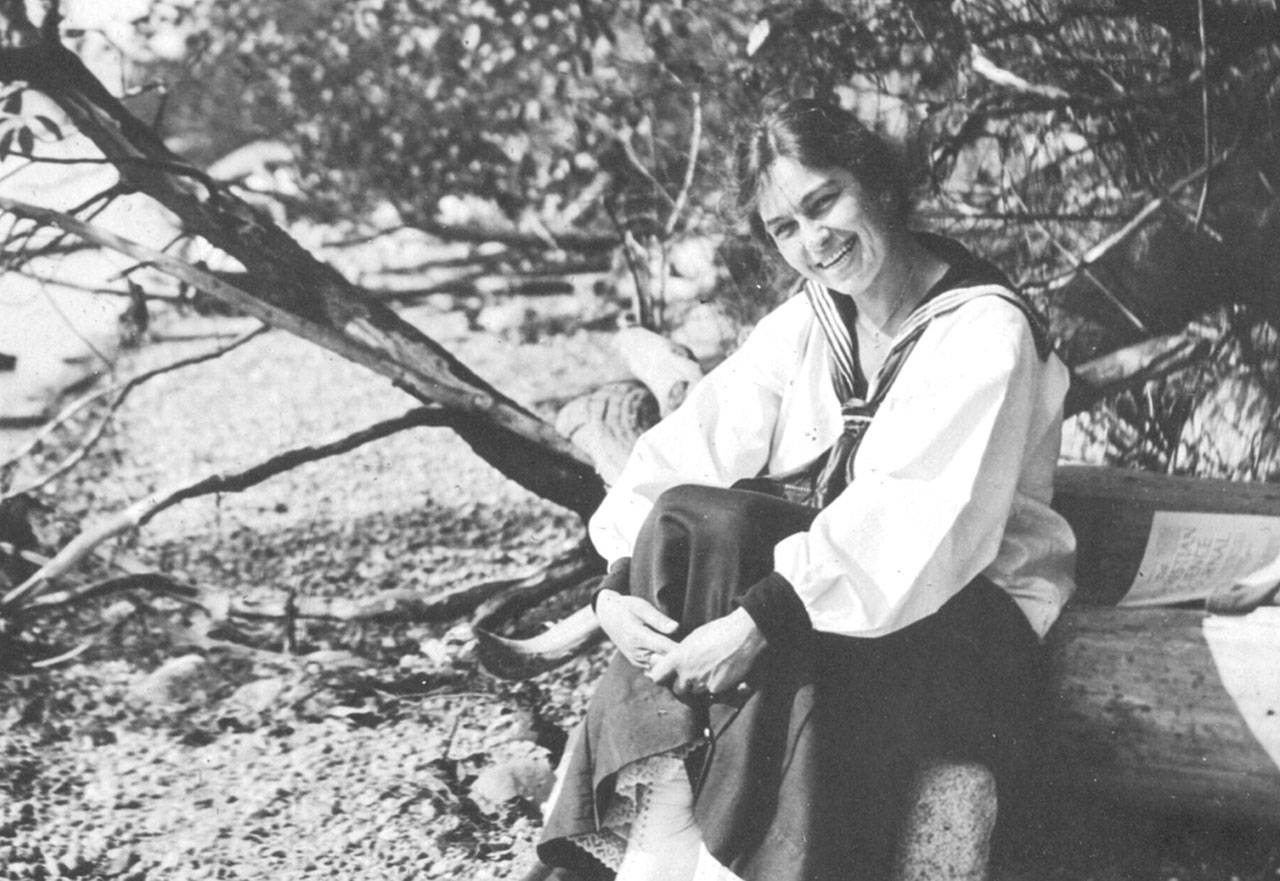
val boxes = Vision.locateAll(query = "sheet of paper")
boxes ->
[1120,511,1280,607]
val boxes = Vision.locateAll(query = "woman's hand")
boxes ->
[647,608,767,698]
[594,589,680,671]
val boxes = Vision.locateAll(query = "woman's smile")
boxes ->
[757,157,894,298]
[816,235,858,270]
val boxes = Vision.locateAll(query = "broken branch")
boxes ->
[664,88,703,237]
[23,569,534,626]
[1,405,454,609]
[0,325,269,496]
[1066,332,1212,417]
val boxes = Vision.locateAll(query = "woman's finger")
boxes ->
[634,629,679,655]
[627,598,679,634]
[647,650,677,684]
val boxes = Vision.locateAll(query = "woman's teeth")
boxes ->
[818,237,856,269]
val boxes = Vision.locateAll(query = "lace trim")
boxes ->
[563,748,692,871]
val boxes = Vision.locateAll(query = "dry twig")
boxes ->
[1065,332,1211,417]
[1007,188,1149,334]
[1,405,454,609]
[664,89,702,237]
[1194,0,1212,229]
[0,325,269,496]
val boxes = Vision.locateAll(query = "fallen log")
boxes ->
[1047,606,1280,822]
[474,465,1280,820]
[1062,332,1210,417]
[1052,465,1280,607]
[615,327,704,416]
[554,381,659,484]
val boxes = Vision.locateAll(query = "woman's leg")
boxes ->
[630,484,818,630]
[539,485,817,881]
[799,578,1044,881]
[542,486,1046,881]
[617,486,820,881]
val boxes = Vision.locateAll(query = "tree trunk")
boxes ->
[1052,465,1280,606]
[0,20,604,519]
[615,327,704,415]
[554,381,659,484]
[1046,605,1280,822]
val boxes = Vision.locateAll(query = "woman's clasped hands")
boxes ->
[596,590,767,699]
[594,588,679,671]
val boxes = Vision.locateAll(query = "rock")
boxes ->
[670,301,742,364]
[668,236,719,296]
[228,678,288,714]
[892,761,997,881]
[103,848,139,877]
[468,750,555,814]
[482,709,539,747]
[101,601,136,627]
[127,655,207,706]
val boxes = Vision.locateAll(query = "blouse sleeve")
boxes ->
[586,299,810,565]
[741,296,1064,639]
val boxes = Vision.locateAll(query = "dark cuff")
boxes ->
[591,557,632,612]
[737,571,812,645]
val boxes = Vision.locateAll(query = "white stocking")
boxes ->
[614,773,702,881]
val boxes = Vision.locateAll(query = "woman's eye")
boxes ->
[771,221,797,239]
[811,192,838,214]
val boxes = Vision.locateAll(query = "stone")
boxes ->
[892,760,998,881]
[127,655,207,706]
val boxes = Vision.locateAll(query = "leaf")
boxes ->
[0,130,12,159]
[1,90,20,115]
[746,18,772,56]
[16,126,33,155]
[34,116,63,140]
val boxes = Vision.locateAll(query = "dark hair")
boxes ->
[733,98,911,243]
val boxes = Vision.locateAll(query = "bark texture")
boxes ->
[0,16,604,519]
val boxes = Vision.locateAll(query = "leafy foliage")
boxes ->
[8,2,1280,467]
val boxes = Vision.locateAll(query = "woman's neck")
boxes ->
[851,233,949,337]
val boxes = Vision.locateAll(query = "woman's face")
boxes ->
[757,156,895,297]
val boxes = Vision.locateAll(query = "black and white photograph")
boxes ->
[2,1,1279,879]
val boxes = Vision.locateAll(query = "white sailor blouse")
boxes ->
[589,247,1078,641]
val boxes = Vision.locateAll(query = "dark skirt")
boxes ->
[539,485,1044,881]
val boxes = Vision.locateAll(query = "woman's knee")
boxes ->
[650,484,815,544]
[651,484,753,536]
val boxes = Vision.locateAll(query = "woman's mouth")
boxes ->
[817,237,857,270]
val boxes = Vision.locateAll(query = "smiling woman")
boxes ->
[534,99,1077,881]
[755,159,946,380]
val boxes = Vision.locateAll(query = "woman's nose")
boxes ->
[802,221,831,254]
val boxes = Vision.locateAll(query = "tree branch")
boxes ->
[2,151,220,189]
[970,47,1071,101]
[23,568,531,626]
[1,405,455,609]
[0,267,181,300]
[1194,0,1213,228]
[664,89,702,237]
[1008,188,1150,334]
[406,216,617,252]
[1065,332,1211,417]
[0,196,602,518]
[0,325,269,496]
[0,38,605,518]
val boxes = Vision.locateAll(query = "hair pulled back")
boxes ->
[733,98,911,243]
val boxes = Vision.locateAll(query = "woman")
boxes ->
[536,99,1076,881]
